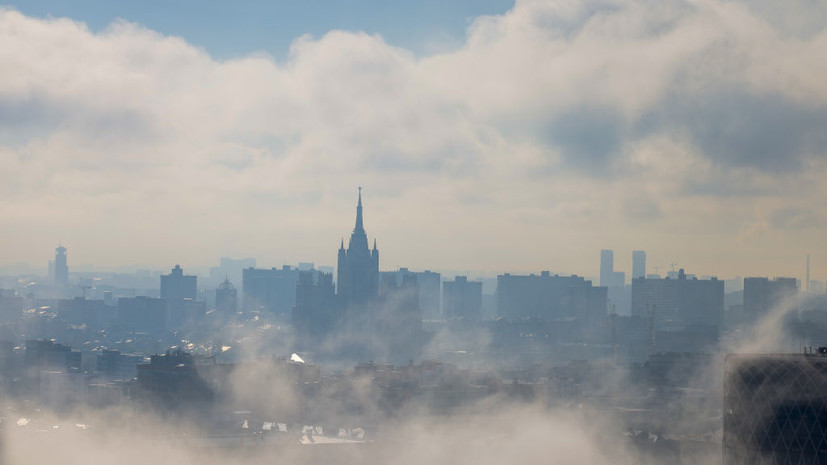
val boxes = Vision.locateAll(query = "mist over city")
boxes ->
[1,1,827,464]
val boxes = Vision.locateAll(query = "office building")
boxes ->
[54,245,68,287]
[96,349,143,379]
[743,277,798,320]
[631,269,724,349]
[160,265,197,302]
[117,296,168,332]
[242,265,302,314]
[600,250,614,288]
[292,271,337,338]
[25,339,81,371]
[377,269,422,363]
[443,276,482,321]
[497,271,607,322]
[632,250,646,279]
[416,270,441,320]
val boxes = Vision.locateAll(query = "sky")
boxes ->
[1,0,826,280]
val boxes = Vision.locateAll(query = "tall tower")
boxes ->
[600,249,614,288]
[632,250,646,279]
[54,245,68,287]
[337,188,379,307]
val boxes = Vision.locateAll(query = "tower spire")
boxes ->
[354,187,364,233]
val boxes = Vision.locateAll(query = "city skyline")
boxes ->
[1,1,826,280]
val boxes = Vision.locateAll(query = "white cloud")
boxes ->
[0,1,825,278]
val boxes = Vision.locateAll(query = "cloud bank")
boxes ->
[0,0,825,277]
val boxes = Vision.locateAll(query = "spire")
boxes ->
[354,186,364,233]
[373,239,377,251]
[340,238,345,250]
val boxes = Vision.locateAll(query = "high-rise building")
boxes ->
[242,265,302,314]
[631,269,724,350]
[160,265,197,302]
[743,277,798,320]
[443,276,482,321]
[337,188,379,308]
[377,269,422,363]
[54,245,68,287]
[117,296,168,332]
[497,271,607,322]
[632,250,646,279]
[380,268,441,320]
[416,270,441,320]
[292,271,336,338]
[600,249,614,288]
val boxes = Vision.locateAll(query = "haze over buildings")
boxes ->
[1,2,827,463]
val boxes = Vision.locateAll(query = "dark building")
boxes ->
[24,339,80,371]
[416,270,441,320]
[744,277,798,321]
[631,269,724,341]
[337,188,379,309]
[497,271,607,322]
[443,276,482,321]
[160,265,197,301]
[117,296,168,332]
[724,352,827,465]
[57,297,112,331]
[292,271,337,338]
[215,278,238,315]
[96,349,142,379]
[54,245,68,287]
[242,265,301,314]
[135,349,220,408]
[168,299,206,330]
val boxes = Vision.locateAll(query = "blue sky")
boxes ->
[9,0,514,59]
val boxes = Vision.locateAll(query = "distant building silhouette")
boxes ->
[600,249,614,288]
[416,270,441,320]
[160,265,204,330]
[160,265,196,301]
[96,349,142,380]
[53,245,68,287]
[117,296,168,332]
[25,339,80,371]
[242,265,301,314]
[632,250,646,279]
[443,276,482,321]
[497,271,607,322]
[292,270,337,338]
[377,269,422,362]
[631,269,723,351]
[215,277,238,315]
[57,297,111,331]
[743,277,798,320]
[337,188,379,308]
